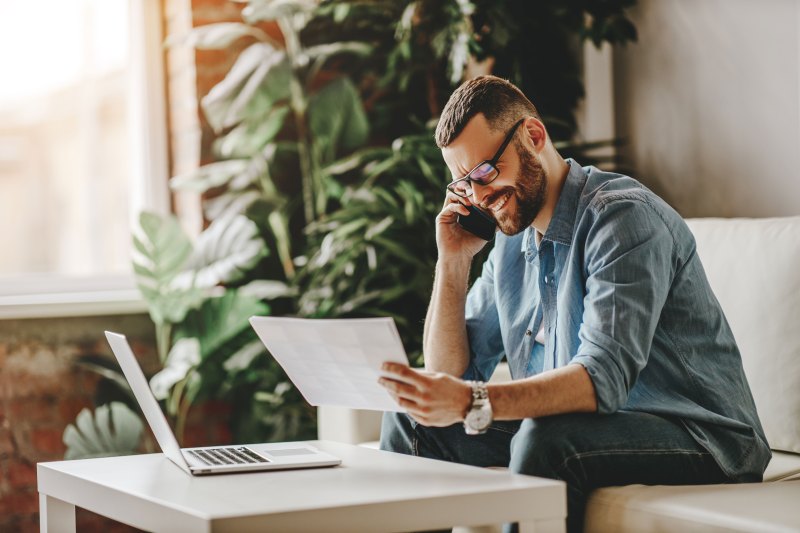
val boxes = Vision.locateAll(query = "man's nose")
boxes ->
[471,181,492,207]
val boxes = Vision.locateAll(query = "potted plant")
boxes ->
[64,0,637,458]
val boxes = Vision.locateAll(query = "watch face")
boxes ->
[466,407,492,431]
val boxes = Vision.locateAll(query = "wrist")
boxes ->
[460,381,473,420]
[436,256,472,279]
[463,380,493,435]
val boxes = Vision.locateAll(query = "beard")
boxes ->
[483,144,547,236]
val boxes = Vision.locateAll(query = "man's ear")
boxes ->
[522,117,548,152]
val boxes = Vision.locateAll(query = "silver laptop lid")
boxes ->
[105,331,191,474]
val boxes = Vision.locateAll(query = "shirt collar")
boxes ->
[520,159,586,255]
[542,158,586,247]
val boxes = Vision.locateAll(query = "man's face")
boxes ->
[442,115,547,236]
[483,141,547,235]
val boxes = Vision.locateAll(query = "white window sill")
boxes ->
[0,275,149,319]
[0,290,149,319]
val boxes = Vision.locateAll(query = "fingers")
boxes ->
[378,376,425,402]
[379,380,431,423]
[381,363,425,385]
[444,190,472,206]
[379,364,434,418]
[386,394,433,425]
[440,192,471,216]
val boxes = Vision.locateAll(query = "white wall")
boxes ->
[613,0,800,217]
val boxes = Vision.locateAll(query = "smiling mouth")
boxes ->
[486,191,513,213]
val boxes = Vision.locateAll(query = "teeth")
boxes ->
[490,193,511,213]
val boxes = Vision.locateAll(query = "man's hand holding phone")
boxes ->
[436,193,496,262]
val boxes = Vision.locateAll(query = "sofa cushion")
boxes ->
[763,451,800,482]
[584,479,800,533]
[685,217,800,454]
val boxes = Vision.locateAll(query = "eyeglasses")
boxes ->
[446,118,525,198]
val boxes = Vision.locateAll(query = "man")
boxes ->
[377,75,770,532]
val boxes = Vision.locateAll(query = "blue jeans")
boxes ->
[380,410,731,532]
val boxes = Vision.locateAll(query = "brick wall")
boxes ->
[0,0,254,530]
[0,315,236,531]
[0,315,156,532]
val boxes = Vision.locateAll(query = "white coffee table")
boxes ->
[38,440,565,532]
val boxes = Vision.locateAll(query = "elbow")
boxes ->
[573,358,633,415]
[572,363,600,413]
[424,358,469,378]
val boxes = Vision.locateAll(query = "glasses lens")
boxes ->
[448,178,472,197]
[469,162,498,184]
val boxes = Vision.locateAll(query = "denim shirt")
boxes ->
[463,159,771,481]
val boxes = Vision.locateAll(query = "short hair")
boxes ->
[434,75,541,148]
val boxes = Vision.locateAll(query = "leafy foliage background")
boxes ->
[64,0,637,458]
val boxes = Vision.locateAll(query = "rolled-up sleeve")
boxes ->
[463,249,505,381]
[571,199,675,414]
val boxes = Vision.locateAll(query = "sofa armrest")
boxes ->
[317,362,512,444]
[317,405,383,444]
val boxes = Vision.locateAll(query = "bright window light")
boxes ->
[0,0,168,315]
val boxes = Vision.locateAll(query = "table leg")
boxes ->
[39,494,76,533]
[519,518,565,533]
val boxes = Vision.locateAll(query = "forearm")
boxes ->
[423,258,473,376]
[489,363,598,420]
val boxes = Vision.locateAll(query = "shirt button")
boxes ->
[525,330,532,336]
[544,276,549,284]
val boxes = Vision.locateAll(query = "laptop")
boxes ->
[105,331,341,475]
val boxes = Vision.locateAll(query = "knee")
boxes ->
[509,416,572,478]
[379,411,416,455]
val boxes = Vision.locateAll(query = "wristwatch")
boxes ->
[463,381,493,435]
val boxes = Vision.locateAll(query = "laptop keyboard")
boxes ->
[187,446,268,466]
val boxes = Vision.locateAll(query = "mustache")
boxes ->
[479,187,515,210]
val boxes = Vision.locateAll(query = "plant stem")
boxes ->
[175,390,192,445]
[156,323,172,364]
[278,16,318,227]
[171,373,192,444]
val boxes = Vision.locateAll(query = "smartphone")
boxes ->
[457,204,497,241]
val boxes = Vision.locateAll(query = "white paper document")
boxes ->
[249,316,410,412]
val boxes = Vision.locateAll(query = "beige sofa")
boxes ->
[317,216,800,532]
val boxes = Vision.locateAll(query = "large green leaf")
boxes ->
[179,290,269,359]
[308,77,369,161]
[169,160,250,193]
[304,42,373,64]
[175,214,268,289]
[201,43,290,132]
[322,147,393,177]
[304,42,373,83]
[242,0,316,23]
[239,279,297,300]
[222,339,266,373]
[204,190,262,221]
[133,212,204,324]
[215,106,290,159]
[63,402,144,460]
[166,22,268,50]
[267,210,294,279]
[149,337,201,401]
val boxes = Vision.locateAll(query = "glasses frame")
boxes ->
[446,118,526,198]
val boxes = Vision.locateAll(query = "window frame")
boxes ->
[0,0,169,319]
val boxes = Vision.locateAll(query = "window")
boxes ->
[0,0,168,318]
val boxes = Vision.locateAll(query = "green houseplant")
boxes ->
[294,0,638,365]
[64,0,381,457]
[64,0,637,459]
[135,0,379,444]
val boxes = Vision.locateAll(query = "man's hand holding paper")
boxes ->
[250,316,410,412]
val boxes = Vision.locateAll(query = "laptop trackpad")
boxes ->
[267,448,317,457]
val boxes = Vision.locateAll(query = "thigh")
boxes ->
[509,410,730,489]
[381,411,520,468]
